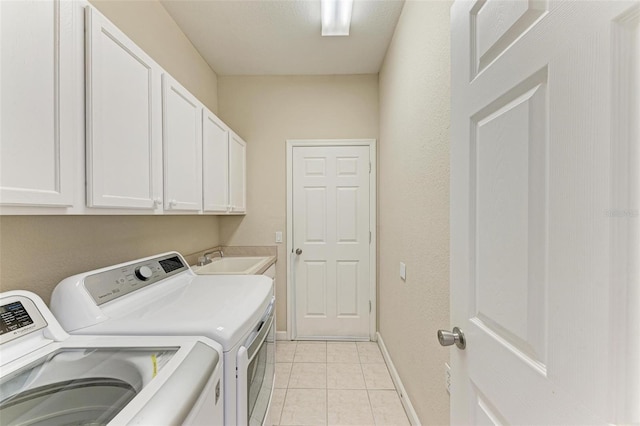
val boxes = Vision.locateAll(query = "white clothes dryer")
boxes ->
[0,290,224,426]
[50,252,275,426]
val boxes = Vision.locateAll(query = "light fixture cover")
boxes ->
[321,0,354,36]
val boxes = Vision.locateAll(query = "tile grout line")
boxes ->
[359,344,378,426]
[279,387,287,426]
[325,387,328,426]
[275,341,295,425]
[361,344,379,425]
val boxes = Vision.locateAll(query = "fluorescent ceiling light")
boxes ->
[321,0,354,36]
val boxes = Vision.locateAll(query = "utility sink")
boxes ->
[191,256,272,275]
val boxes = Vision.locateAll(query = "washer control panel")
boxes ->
[0,295,48,345]
[84,254,188,306]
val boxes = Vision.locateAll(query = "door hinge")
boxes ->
[369,231,371,244]
[369,162,371,173]
[369,301,372,313]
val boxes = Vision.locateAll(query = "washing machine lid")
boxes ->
[1,335,221,426]
[0,291,223,426]
[67,274,273,350]
[1,346,173,425]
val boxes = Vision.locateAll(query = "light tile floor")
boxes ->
[267,341,411,426]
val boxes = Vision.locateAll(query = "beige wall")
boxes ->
[378,1,452,424]
[0,0,221,302]
[217,75,379,331]
[89,0,218,113]
[0,216,220,302]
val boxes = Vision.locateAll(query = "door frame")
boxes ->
[286,139,377,341]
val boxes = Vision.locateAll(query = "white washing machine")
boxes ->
[50,252,275,426]
[0,290,224,426]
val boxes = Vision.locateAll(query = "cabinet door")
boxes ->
[162,74,202,212]
[229,132,247,214]
[0,0,76,207]
[85,7,162,210]
[202,109,229,213]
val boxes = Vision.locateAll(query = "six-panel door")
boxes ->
[450,0,639,423]
[292,145,371,338]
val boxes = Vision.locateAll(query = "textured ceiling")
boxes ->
[160,0,405,75]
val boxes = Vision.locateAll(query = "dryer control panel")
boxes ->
[84,254,188,306]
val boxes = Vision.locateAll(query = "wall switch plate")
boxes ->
[445,362,451,395]
[275,231,283,243]
[400,262,406,281]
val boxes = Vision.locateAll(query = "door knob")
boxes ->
[437,326,466,350]
[295,248,302,255]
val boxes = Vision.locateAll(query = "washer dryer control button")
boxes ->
[135,266,153,281]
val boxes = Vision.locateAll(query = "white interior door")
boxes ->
[292,144,372,339]
[450,0,639,424]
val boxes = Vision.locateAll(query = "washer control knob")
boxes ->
[135,265,153,281]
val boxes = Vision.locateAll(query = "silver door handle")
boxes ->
[295,248,302,255]
[437,327,466,350]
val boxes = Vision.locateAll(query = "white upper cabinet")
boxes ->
[0,0,77,207]
[203,112,247,215]
[85,6,162,211]
[202,109,229,213]
[229,131,247,214]
[1,3,247,216]
[162,74,203,212]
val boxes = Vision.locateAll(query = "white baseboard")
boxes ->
[275,331,369,342]
[377,332,421,426]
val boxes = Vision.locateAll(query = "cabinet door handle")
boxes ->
[169,199,177,208]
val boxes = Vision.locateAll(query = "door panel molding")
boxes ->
[286,139,377,341]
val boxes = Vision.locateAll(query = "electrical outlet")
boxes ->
[275,231,283,243]
[445,362,451,394]
[400,262,406,281]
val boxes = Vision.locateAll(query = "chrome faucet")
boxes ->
[198,249,224,266]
